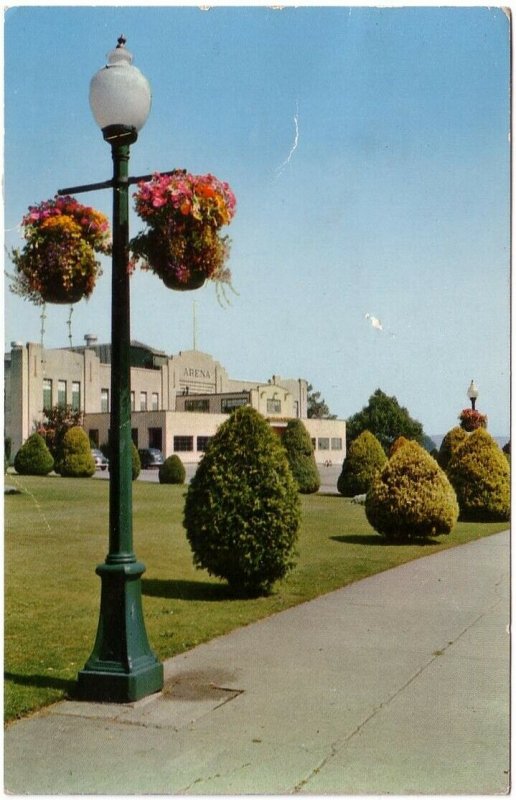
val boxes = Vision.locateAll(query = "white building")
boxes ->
[5,338,346,465]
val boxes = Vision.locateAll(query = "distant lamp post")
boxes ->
[467,380,479,411]
[76,37,163,702]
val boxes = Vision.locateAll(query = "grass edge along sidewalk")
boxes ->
[5,474,509,723]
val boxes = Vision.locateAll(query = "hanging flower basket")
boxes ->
[459,408,488,432]
[9,196,110,306]
[129,171,236,292]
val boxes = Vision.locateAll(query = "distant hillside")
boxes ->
[430,434,509,451]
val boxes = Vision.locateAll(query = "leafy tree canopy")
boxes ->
[307,384,336,419]
[37,404,83,467]
[346,389,424,454]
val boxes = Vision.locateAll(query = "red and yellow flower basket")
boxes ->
[10,196,110,305]
[459,408,488,432]
[129,171,236,292]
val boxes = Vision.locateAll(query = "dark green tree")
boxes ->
[307,384,336,419]
[421,434,438,453]
[14,433,54,476]
[337,430,386,496]
[346,389,424,454]
[184,406,301,596]
[282,419,320,494]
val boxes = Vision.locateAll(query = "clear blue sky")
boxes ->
[4,5,511,438]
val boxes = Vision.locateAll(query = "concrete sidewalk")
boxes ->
[5,531,510,795]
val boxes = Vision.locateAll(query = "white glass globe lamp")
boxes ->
[467,380,479,409]
[89,35,151,142]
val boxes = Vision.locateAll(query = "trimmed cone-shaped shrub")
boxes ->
[282,419,320,494]
[389,436,410,457]
[447,428,510,521]
[159,454,186,484]
[365,440,459,541]
[59,427,96,478]
[184,406,301,596]
[132,442,141,481]
[338,430,387,497]
[437,426,469,471]
[14,433,54,476]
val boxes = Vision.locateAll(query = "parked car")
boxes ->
[91,448,109,471]
[138,448,164,469]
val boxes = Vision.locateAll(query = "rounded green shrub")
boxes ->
[14,433,54,476]
[131,442,141,481]
[184,406,301,596]
[437,426,469,471]
[447,428,510,521]
[59,427,96,478]
[159,454,186,484]
[338,430,387,497]
[282,419,320,494]
[365,440,459,541]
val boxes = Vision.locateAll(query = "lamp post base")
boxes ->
[77,561,164,703]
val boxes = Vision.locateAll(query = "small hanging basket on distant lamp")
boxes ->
[9,196,110,305]
[129,170,236,292]
[458,408,488,432]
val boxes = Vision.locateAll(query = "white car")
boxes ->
[91,448,109,471]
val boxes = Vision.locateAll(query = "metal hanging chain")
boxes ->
[67,305,74,348]
[40,303,47,349]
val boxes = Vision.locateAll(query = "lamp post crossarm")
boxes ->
[57,169,180,197]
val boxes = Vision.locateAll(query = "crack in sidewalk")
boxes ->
[291,606,504,793]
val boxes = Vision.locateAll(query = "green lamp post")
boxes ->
[77,37,163,702]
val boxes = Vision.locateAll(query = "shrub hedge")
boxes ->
[282,419,320,494]
[14,433,54,476]
[184,406,300,596]
[365,440,459,541]
[159,454,186,484]
[338,430,386,497]
[59,427,95,478]
[437,426,469,471]
[447,428,510,521]
[132,442,141,481]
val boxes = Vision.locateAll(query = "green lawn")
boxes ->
[4,474,508,722]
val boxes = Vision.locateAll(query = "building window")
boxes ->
[174,436,194,452]
[140,392,147,411]
[331,438,343,450]
[185,398,210,413]
[318,437,330,450]
[221,396,248,414]
[197,436,212,452]
[148,427,162,450]
[57,380,67,407]
[311,438,316,450]
[131,391,135,411]
[101,388,109,413]
[152,392,159,411]
[71,381,81,411]
[267,398,281,414]
[89,429,99,446]
[43,379,52,410]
